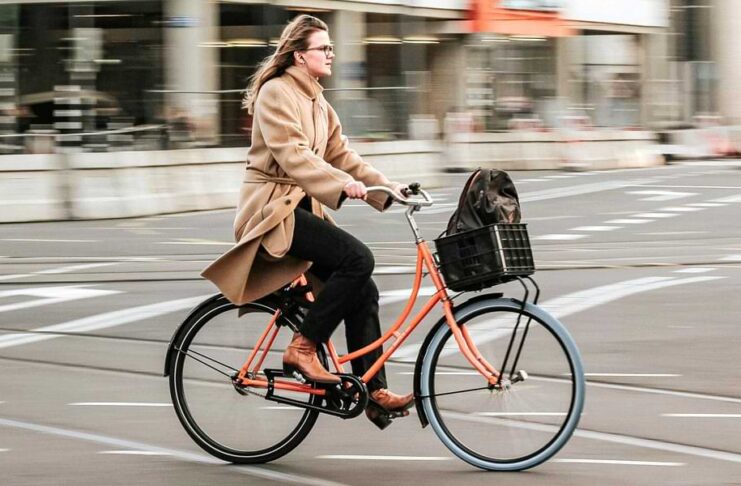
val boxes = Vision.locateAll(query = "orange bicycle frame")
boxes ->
[236,240,500,395]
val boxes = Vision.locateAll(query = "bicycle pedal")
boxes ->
[292,371,307,384]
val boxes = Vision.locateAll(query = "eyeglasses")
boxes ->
[303,44,334,57]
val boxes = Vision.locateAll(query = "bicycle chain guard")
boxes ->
[261,369,369,419]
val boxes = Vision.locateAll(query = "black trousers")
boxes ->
[287,206,387,392]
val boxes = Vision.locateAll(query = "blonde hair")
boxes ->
[243,15,328,115]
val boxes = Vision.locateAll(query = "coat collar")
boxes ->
[284,66,324,101]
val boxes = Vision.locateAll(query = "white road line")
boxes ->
[662,414,741,418]
[0,286,121,314]
[318,455,449,461]
[604,219,651,224]
[632,213,678,218]
[99,450,171,456]
[0,417,347,486]
[626,190,696,201]
[158,239,233,246]
[583,373,680,377]
[0,238,97,243]
[477,412,567,416]
[674,268,716,274]
[440,411,741,464]
[0,294,211,349]
[583,380,741,404]
[570,226,620,232]
[395,276,723,361]
[521,180,632,203]
[688,203,726,207]
[553,459,683,467]
[0,262,121,282]
[68,402,171,407]
[719,255,741,262]
[374,266,416,275]
[0,448,8,452]
[397,371,479,376]
[259,406,303,411]
[659,206,703,212]
[532,234,588,241]
[379,286,437,307]
[712,194,741,203]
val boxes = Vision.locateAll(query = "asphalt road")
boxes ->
[1,161,741,485]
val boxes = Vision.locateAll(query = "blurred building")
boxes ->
[5,0,741,152]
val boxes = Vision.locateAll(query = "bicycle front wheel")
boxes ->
[168,296,322,464]
[420,298,585,471]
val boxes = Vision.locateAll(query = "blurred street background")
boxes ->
[1,0,741,484]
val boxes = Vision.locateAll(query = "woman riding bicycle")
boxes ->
[201,15,414,425]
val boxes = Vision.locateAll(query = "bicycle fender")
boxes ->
[163,293,228,376]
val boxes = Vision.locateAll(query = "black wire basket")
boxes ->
[434,223,535,292]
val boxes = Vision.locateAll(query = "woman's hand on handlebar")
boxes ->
[393,183,410,200]
[343,180,368,200]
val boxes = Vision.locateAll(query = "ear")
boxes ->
[293,51,304,64]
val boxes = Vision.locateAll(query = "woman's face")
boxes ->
[298,30,334,79]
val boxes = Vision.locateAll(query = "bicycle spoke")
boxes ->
[175,346,237,378]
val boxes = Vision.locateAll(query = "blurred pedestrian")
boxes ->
[201,15,414,427]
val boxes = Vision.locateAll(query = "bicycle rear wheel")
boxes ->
[420,298,584,471]
[168,296,322,464]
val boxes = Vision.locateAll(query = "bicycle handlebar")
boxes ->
[365,185,434,207]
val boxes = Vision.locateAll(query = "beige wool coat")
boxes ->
[202,66,399,305]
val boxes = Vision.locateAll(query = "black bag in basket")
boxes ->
[446,168,521,236]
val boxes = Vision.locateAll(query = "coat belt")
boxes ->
[243,169,297,185]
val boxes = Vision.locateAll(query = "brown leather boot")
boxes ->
[369,388,414,412]
[282,333,340,384]
[365,389,414,429]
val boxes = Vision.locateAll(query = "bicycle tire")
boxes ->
[168,296,322,464]
[420,297,585,471]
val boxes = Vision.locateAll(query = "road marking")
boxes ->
[632,213,678,218]
[570,226,620,232]
[553,459,683,467]
[318,455,449,461]
[0,294,211,349]
[674,268,716,274]
[604,219,651,224]
[158,238,233,246]
[397,371,479,376]
[477,412,567,416]
[662,414,741,418]
[374,266,416,275]
[544,175,574,179]
[641,231,706,236]
[0,238,97,243]
[583,373,680,378]
[626,190,696,201]
[659,206,703,212]
[0,417,347,486]
[0,286,121,314]
[712,194,741,203]
[379,286,437,307]
[582,380,741,404]
[522,180,632,203]
[532,234,588,241]
[0,262,121,282]
[99,450,171,456]
[719,255,741,262]
[440,410,741,464]
[520,178,545,182]
[395,276,724,361]
[68,402,171,407]
[688,203,726,207]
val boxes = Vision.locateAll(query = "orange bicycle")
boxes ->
[164,185,585,471]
